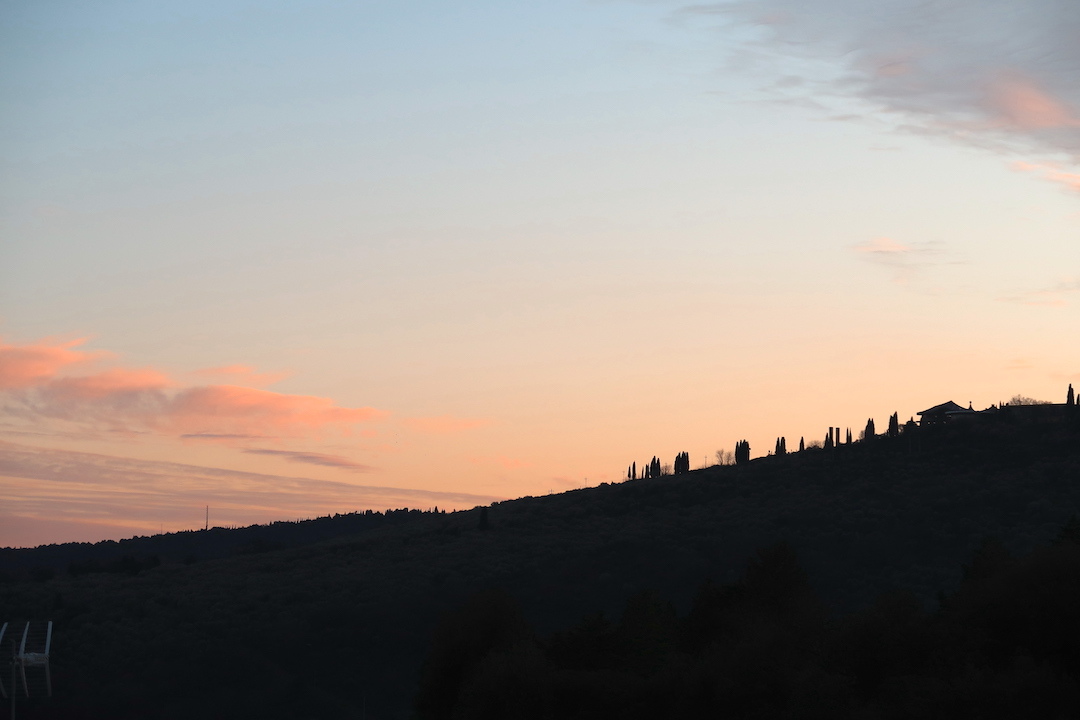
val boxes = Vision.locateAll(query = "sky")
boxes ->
[1,0,1077,547]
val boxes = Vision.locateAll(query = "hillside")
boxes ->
[2,409,1079,719]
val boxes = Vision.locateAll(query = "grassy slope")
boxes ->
[3,415,1078,719]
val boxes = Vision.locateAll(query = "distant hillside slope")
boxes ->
[2,413,1078,719]
[0,507,443,578]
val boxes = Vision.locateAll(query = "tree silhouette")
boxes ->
[799,436,805,452]
[1008,394,1050,405]
[650,456,661,478]
[1068,384,1075,407]
[735,440,751,464]
[863,418,876,442]
[887,412,900,438]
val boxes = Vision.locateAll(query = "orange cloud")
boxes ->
[986,75,1080,130]
[0,339,386,442]
[0,338,104,389]
[167,385,386,438]
[403,415,490,434]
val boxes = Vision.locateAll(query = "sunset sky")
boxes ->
[2,1,1078,547]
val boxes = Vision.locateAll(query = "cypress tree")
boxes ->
[863,417,875,441]
[824,431,833,449]
[1068,384,1075,406]
[888,411,900,437]
[632,461,636,480]
[799,436,805,452]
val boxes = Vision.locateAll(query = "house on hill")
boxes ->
[919,387,1075,426]
[917,400,974,426]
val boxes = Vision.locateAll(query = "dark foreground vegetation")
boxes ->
[418,531,1080,719]
[1,407,1078,718]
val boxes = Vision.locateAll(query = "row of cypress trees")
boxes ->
[626,384,1076,480]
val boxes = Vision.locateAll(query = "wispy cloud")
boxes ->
[999,278,1080,307]
[242,448,375,472]
[1012,160,1080,194]
[0,440,501,546]
[851,236,954,283]
[680,0,1080,165]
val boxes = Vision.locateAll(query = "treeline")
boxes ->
[0,506,447,583]
[628,384,1078,479]
[416,520,1080,720]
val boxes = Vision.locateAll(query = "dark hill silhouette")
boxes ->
[1,406,1078,718]
[0,507,444,581]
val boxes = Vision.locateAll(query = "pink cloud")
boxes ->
[403,415,490,434]
[1013,161,1080,194]
[167,385,386,438]
[0,338,104,389]
[0,339,387,442]
[986,75,1080,131]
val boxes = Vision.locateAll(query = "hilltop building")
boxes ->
[919,391,1075,427]
[917,401,974,425]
